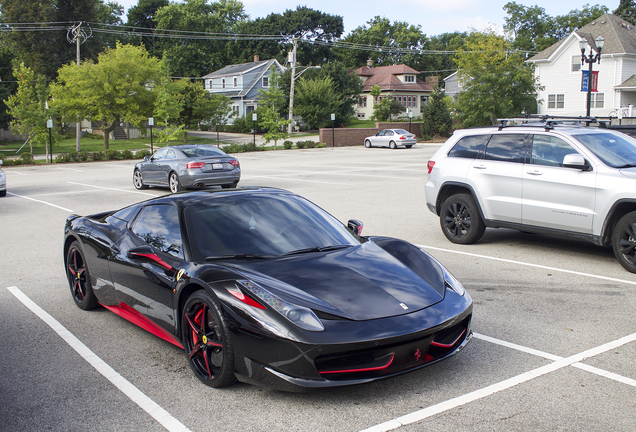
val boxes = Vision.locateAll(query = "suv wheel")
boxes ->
[440,193,486,244]
[612,211,636,273]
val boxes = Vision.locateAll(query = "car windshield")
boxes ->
[181,146,227,158]
[185,193,359,260]
[573,132,636,168]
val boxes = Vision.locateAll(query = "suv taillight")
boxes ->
[427,160,435,174]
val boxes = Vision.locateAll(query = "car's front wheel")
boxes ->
[182,290,236,388]
[612,211,636,273]
[364,140,372,148]
[66,241,99,310]
[440,193,485,244]
[133,169,149,190]
[169,172,182,193]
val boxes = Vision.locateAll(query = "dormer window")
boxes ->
[233,77,238,88]
[262,76,269,87]
[404,75,415,83]
[222,78,226,89]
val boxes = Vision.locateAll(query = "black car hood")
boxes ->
[222,240,445,321]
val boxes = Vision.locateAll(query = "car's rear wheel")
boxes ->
[0,190,5,197]
[169,172,182,193]
[182,290,236,388]
[66,241,99,310]
[364,140,372,148]
[133,169,149,190]
[440,193,485,244]
[221,181,238,189]
[612,211,636,273]
[405,145,413,149]
[389,141,397,149]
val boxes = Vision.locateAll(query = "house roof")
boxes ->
[351,64,433,93]
[529,14,636,62]
[202,59,286,99]
[616,74,636,89]
[202,59,273,78]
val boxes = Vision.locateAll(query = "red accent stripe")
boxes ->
[319,353,395,375]
[430,328,466,348]
[132,253,173,271]
[227,289,266,309]
[101,302,183,349]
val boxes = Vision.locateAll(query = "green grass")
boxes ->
[0,135,227,156]
[343,119,376,128]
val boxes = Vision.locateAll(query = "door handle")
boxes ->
[526,170,542,176]
[473,164,486,170]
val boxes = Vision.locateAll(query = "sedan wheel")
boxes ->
[169,172,182,193]
[133,169,149,190]
[440,193,485,244]
[182,290,236,388]
[613,211,636,273]
[364,140,372,148]
[389,141,397,149]
[66,241,99,310]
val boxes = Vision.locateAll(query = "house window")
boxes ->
[548,94,565,109]
[262,76,269,87]
[357,113,365,118]
[233,77,238,88]
[205,80,211,90]
[404,75,415,83]
[358,96,367,108]
[571,55,581,72]
[407,96,412,108]
[232,106,239,115]
[222,78,226,89]
[412,96,417,108]
[591,93,604,108]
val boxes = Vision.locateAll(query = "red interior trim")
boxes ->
[319,353,395,375]
[430,328,466,348]
[101,302,183,349]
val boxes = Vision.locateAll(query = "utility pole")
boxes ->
[287,35,299,135]
[67,22,92,152]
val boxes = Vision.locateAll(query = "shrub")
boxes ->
[55,154,69,163]
[230,115,253,134]
[283,140,293,149]
[135,149,151,159]
[121,149,134,159]
[19,152,34,164]
[79,150,90,161]
[105,149,122,160]
[82,132,102,140]
[92,151,105,161]
[199,124,209,131]
[296,141,307,149]
[66,151,80,162]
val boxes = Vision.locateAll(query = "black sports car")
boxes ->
[64,188,472,390]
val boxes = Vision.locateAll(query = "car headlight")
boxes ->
[0,171,5,179]
[238,280,324,332]
[442,267,465,296]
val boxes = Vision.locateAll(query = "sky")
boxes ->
[115,0,619,36]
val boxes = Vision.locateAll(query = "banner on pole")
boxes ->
[581,70,599,92]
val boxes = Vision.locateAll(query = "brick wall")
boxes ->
[319,122,421,147]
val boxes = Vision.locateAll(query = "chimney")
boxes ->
[367,59,373,68]
[254,54,260,62]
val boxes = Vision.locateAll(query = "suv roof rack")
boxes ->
[493,115,608,131]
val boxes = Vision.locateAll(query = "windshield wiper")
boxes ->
[282,245,352,256]
[206,254,271,261]
[617,163,636,168]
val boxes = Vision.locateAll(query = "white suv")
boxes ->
[425,118,636,273]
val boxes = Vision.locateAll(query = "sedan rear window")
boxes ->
[181,146,227,158]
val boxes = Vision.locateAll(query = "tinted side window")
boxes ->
[131,204,183,258]
[485,134,526,163]
[448,135,488,159]
[531,135,577,167]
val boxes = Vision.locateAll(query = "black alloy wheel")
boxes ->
[133,169,149,190]
[182,290,236,387]
[169,172,182,193]
[364,140,372,148]
[440,193,486,245]
[66,241,99,310]
[613,211,636,273]
[389,141,397,149]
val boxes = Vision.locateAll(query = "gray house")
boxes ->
[202,56,286,123]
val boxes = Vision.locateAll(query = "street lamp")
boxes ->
[252,112,257,147]
[408,109,413,133]
[331,113,335,147]
[580,36,604,118]
[287,56,321,135]
[148,117,154,153]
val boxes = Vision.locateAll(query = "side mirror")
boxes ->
[0,159,3,166]
[563,153,591,171]
[347,219,363,236]
[144,156,150,162]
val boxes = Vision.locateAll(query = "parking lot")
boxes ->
[1,144,635,431]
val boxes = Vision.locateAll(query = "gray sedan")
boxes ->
[364,129,417,149]
[133,145,240,193]
[0,160,6,197]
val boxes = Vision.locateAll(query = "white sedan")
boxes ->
[0,160,6,197]
[364,129,417,149]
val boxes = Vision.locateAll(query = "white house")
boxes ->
[527,13,636,118]
[202,56,286,123]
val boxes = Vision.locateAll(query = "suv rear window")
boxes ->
[485,134,526,163]
[448,135,488,159]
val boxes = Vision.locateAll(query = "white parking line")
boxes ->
[6,287,191,432]
[57,166,84,172]
[250,175,352,186]
[359,332,636,432]
[7,192,74,212]
[68,181,157,197]
[418,244,636,287]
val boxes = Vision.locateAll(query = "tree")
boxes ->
[5,64,59,153]
[256,67,289,148]
[50,43,165,149]
[154,0,247,78]
[615,0,636,24]
[293,76,342,129]
[454,30,539,127]
[228,6,344,65]
[126,0,170,57]
[0,43,17,130]
[0,0,123,80]
[421,87,452,138]
[199,94,233,139]
[154,74,188,145]
[554,4,609,39]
